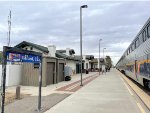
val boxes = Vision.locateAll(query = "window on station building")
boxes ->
[142,30,147,42]
[147,24,150,38]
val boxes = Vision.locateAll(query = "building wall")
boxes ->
[84,59,90,69]
[21,57,57,87]
[83,55,90,70]
[42,57,57,86]
[22,46,48,57]
[56,59,65,83]
[48,45,56,57]
[89,62,91,69]
[22,63,39,86]
[0,65,22,86]
[93,63,98,68]
[66,60,76,75]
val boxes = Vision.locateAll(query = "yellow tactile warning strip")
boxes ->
[116,69,150,110]
[137,102,146,113]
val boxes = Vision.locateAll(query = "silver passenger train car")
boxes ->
[116,18,150,89]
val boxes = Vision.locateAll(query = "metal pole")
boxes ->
[80,7,83,86]
[103,48,104,59]
[1,46,7,113]
[99,39,101,75]
[38,61,42,111]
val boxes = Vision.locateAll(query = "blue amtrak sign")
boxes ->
[1,46,42,113]
[6,52,41,63]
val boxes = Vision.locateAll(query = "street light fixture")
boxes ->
[80,5,88,86]
[99,39,102,75]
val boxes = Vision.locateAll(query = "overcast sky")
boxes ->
[0,1,150,65]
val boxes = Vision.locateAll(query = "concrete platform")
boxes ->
[6,72,97,96]
[44,69,146,113]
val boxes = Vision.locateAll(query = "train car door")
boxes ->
[134,60,138,81]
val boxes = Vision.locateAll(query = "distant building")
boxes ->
[89,58,98,71]
[56,48,81,74]
[89,58,106,72]
[1,41,97,86]
[13,41,65,86]
[83,55,94,71]
[15,41,49,57]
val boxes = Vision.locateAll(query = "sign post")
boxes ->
[1,47,7,113]
[0,46,42,113]
[38,63,42,111]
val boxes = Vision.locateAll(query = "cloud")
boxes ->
[0,24,7,32]
[0,1,150,65]
[12,25,29,34]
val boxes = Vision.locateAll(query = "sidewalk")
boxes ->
[4,72,98,113]
[44,69,143,113]
[6,72,97,96]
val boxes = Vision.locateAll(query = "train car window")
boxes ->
[147,63,150,74]
[135,38,139,48]
[148,54,150,60]
[130,48,131,52]
[148,24,150,38]
[130,47,132,52]
[142,30,146,42]
[139,33,143,44]
[131,43,134,51]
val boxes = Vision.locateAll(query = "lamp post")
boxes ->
[99,39,102,75]
[80,5,88,86]
[103,48,106,59]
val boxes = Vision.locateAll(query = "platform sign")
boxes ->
[1,47,42,113]
[6,52,41,63]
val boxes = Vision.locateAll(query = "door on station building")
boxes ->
[58,63,64,82]
[76,63,80,73]
[46,62,55,85]
[86,63,88,69]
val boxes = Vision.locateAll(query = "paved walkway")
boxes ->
[4,72,98,113]
[44,69,145,113]
[6,72,97,96]
[5,93,70,113]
